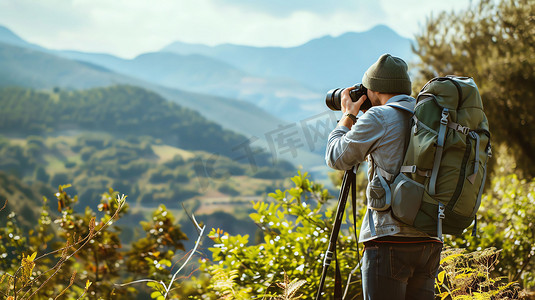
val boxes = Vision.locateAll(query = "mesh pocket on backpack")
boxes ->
[366,176,390,211]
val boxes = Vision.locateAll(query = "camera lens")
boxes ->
[325,88,343,111]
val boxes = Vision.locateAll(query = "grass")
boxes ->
[152,144,195,162]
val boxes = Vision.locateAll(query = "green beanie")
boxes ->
[362,54,411,95]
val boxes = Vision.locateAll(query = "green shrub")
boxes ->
[199,171,363,299]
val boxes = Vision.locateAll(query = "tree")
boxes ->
[412,0,535,177]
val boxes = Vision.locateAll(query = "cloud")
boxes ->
[0,0,471,58]
[0,0,89,36]
[214,0,383,18]
[377,0,471,38]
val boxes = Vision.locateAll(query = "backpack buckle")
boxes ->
[457,124,470,135]
[438,203,445,219]
[440,109,449,125]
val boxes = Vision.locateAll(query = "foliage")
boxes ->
[120,207,206,300]
[125,204,188,280]
[412,0,535,177]
[1,168,535,298]
[200,171,365,299]
[197,170,535,299]
[436,248,522,299]
[0,182,197,299]
[270,272,307,300]
[0,185,128,299]
[447,173,535,289]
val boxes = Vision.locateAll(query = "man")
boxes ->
[325,54,442,299]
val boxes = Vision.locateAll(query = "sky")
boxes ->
[0,0,472,59]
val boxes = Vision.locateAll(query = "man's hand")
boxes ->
[341,86,368,115]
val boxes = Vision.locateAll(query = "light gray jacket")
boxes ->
[325,94,432,242]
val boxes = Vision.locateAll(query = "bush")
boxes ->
[447,173,535,289]
[436,247,523,299]
[149,169,175,184]
[218,183,240,196]
[199,171,362,298]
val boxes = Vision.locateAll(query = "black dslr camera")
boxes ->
[325,83,372,111]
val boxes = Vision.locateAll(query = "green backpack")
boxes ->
[382,76,491,240]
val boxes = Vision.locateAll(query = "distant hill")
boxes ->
[0,85,256,159]
[57,25,413,122]
[0,86,295,242]
[0,42,127,89]
[59,49,324,121]
[0,26,44,51]
[0,170,53,229]
[0,41,288,140]
[162,25,414,91]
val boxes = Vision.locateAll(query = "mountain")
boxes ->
[2,24,418,178]
[0,85,252,158]
[0,42,128,89]
[0,41,284,138]
[0,86,296,243]
[0,26,44,51]
[0,31,326,175]
[57,25,413,123]
[162,25,415,91]
[59,50,324,121]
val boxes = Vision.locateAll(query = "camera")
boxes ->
[325,83,372,111]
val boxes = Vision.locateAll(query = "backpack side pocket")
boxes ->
[391,173,425,225]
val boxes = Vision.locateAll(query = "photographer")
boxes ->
[325,54,442,299]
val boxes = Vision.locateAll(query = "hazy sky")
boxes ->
[0,0,471,58]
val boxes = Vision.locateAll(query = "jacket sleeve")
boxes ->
[325,110,385,170]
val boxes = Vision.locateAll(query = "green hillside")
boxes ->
[0,85,251,157]
[0,42,293,142]
[0,170,54,229]
[0,85,295,241]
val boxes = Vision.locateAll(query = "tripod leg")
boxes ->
[315,168,357,300]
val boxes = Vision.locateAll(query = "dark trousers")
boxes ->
[361,241,442,300]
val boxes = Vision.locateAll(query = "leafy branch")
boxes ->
[1,193,127,300]
[118,207,205,299]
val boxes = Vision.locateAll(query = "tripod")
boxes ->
[315,165,360,300]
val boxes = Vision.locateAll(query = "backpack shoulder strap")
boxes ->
[385,97,415,114]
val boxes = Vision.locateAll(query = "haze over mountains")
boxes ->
[161,25,413,91]
[57,24,413,121]
[0,24,414,176]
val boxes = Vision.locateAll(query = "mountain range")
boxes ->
[56,25,413,121]
[161,25,414,91]
[0,24,414,178]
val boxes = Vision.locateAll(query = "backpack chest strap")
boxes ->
[400,165,432,177]
[376,165,433,182]
[448,121,471,135]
